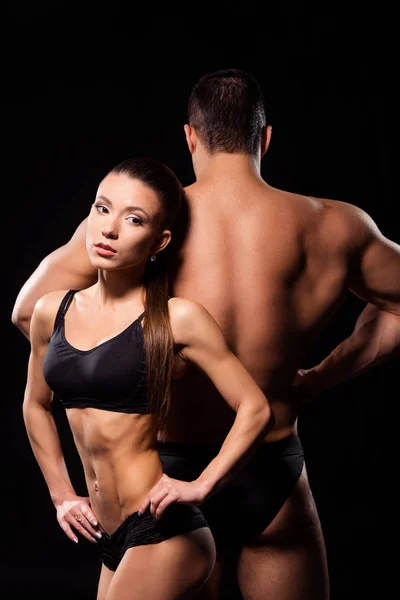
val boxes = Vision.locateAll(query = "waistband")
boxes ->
[102,503,205,542]
[157,435,303,460]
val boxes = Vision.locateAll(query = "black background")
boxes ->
[2,4,396,599]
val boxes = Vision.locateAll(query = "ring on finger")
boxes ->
[74,514,82,522]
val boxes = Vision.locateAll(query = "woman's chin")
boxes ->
[89,256,118,270]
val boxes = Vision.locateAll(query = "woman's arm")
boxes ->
[23,292,100,543]
[140,298,273,518]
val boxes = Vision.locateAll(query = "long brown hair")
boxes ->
[111,157,183,433]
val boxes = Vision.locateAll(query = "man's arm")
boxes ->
[294,206,400,398]
[11,218,97,340]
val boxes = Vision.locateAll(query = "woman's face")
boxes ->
[86,172,171,271]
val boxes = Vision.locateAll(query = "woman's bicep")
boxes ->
[23,301,54,409]
[24,348,54,409]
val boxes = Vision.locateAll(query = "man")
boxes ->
[12,69,400,600]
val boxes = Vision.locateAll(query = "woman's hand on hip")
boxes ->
[138,475,208,519]
[55,495,102,544]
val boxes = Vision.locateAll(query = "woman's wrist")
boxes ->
[192,477,214,503]
[50,487,77,507]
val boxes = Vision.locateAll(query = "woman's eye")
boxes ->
[94,204,108,214]
[128,216,142,225]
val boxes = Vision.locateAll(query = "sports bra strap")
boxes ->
[53,290,77,331]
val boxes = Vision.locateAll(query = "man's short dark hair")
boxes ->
[187,69,267,156]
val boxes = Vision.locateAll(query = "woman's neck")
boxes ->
[92,268,146,308]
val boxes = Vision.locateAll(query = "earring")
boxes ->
[150,254,157,262]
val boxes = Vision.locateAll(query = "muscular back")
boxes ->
[166,177,362,443]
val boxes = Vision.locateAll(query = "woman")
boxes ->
[23,156,272,600]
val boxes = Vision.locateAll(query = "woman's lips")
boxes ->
[94,243,117,257]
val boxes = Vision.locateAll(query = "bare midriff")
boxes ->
[67,408,161,534]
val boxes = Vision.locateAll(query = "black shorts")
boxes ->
[100,504,208,571]
[158,435,304,543]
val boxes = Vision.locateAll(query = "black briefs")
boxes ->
[100,504,208,571]
[158,435,305,543]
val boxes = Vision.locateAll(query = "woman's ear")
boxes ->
[151,229,172,255]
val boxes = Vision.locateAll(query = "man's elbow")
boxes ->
[11,303,31,339]
[262,404,275,436]
[251,401,274,440]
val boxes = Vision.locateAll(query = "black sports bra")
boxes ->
[43,290,150,414]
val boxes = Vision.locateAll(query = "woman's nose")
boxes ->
[101,223,118,239]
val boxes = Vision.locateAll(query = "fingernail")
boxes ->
[137,509,143,516]
[73,538,78,544]
[92,520,97,526]
[96,532,102,538]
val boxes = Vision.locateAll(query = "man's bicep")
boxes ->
[350,230,400,314]
[12,218,96,336]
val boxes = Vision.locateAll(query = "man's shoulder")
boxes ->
[316,197,378,242]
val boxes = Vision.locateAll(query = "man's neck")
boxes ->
[193,152,262,183]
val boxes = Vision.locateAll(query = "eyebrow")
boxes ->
[96,195,150,219]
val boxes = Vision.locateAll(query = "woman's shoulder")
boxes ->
[30,290,72,340]
[168,296,209,321]
[35,289,71,311]
[168,296,217,343]
[34,289,72,322]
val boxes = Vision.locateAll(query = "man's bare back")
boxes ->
[165,174,378,444]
